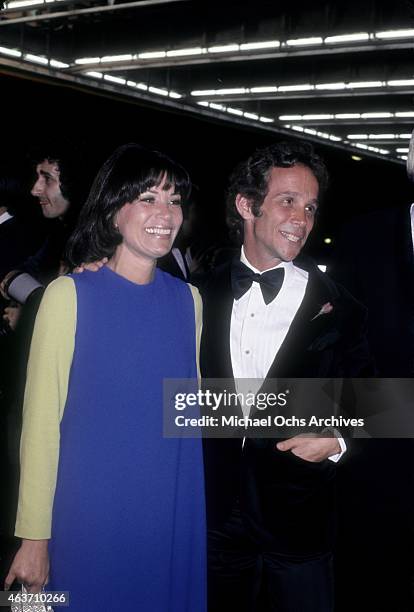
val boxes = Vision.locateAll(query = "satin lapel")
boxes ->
[265,267,336,378]
[201,262,235,379]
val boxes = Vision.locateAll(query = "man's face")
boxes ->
[31,159,70,219]
[238,163,319,270]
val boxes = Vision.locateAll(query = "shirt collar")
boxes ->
[240,245,295,280]
[0,210,13,225]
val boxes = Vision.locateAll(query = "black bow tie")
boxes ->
[231,259,285,305]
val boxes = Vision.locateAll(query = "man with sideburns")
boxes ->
[200,141,372,612]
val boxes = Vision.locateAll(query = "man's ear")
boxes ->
[235,194,254,220]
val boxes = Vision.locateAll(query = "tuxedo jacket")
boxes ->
[200,255,372,554]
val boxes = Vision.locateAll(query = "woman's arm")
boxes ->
[5,276,76,590]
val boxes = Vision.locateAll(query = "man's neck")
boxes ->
[241,245,283,273]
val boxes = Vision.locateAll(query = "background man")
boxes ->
[200,141,372,612]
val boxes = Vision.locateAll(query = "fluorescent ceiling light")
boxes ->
[75,57,100,65]
[315,82,346,90]
[24,54,48,65]
[0,46,21,58]
[303,114,334,120]
[244,112,259,120]
[166,48,206,57]
[400,134,412,138]
[7,0,42,7]
[399,155,408,160]
[396,148,409,153]
[85,71,102,79]
[356,143,369,149]
[50,59,69,68]
[288,125,305,132]
[347,134,368,139]
[168,91,182,99]
[303,128,317,135]
[387,79,414,87]
[335,113,361,119]
[103,75,126,85]
[324,32,369,44]
[375,29,414,39]
[259,116,274,123]
[191,90,216,96]
[361,112,392,118]
[395,111,414,117]
[250,86,278,93]
[101,54,134,63]
[286,37,323,46]
[208,44,240,53]
[348,81,384,88]
[136,83,148,91]
[240,40,280,50]
[127,80,137,87]
[278,84,314,92]
[216,88,247,95]
[138,51,166,59]
[330,135,342,142]
[197,101,209,107]
[368,134,395,139]
[279,115,303,120]
[209,103,226,111]
[226,107,243,116]
[148,86,169,96]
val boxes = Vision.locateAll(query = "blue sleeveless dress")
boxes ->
[48,267,206,611]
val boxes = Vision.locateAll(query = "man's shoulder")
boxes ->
[299,255,367,319]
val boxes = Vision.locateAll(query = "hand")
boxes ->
[276,433,341,462]
[4,539,49,593]
[73,257,108,274]
[3,304,22,331]
[0,270,19,300]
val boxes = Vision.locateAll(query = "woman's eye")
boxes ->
[139,196,155,204]
[170,199,182,206]
[281,198,293,206]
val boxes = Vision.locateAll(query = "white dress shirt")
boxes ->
[230,247,344,461]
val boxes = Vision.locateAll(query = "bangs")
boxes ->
[109,145,191,205]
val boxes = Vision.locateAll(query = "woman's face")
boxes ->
[114,175,183,264]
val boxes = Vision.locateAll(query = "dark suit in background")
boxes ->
[330,205,414,611]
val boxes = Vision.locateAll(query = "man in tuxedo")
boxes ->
[330,132,414,611]
[200,141,372,612]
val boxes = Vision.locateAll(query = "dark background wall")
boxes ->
[3,72,413,264]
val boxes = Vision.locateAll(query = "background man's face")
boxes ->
[243,163,319,270]
[31,159,70,219]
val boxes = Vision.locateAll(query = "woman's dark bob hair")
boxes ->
[66,143,191,266]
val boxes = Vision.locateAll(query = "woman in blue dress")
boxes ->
[6,144,206,611]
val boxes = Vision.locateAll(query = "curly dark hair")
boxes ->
[226,141,329,245]
[65,143,191,266]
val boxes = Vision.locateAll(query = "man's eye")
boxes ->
[305,205,317,215]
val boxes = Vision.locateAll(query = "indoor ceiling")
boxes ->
[1,0,413,164]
